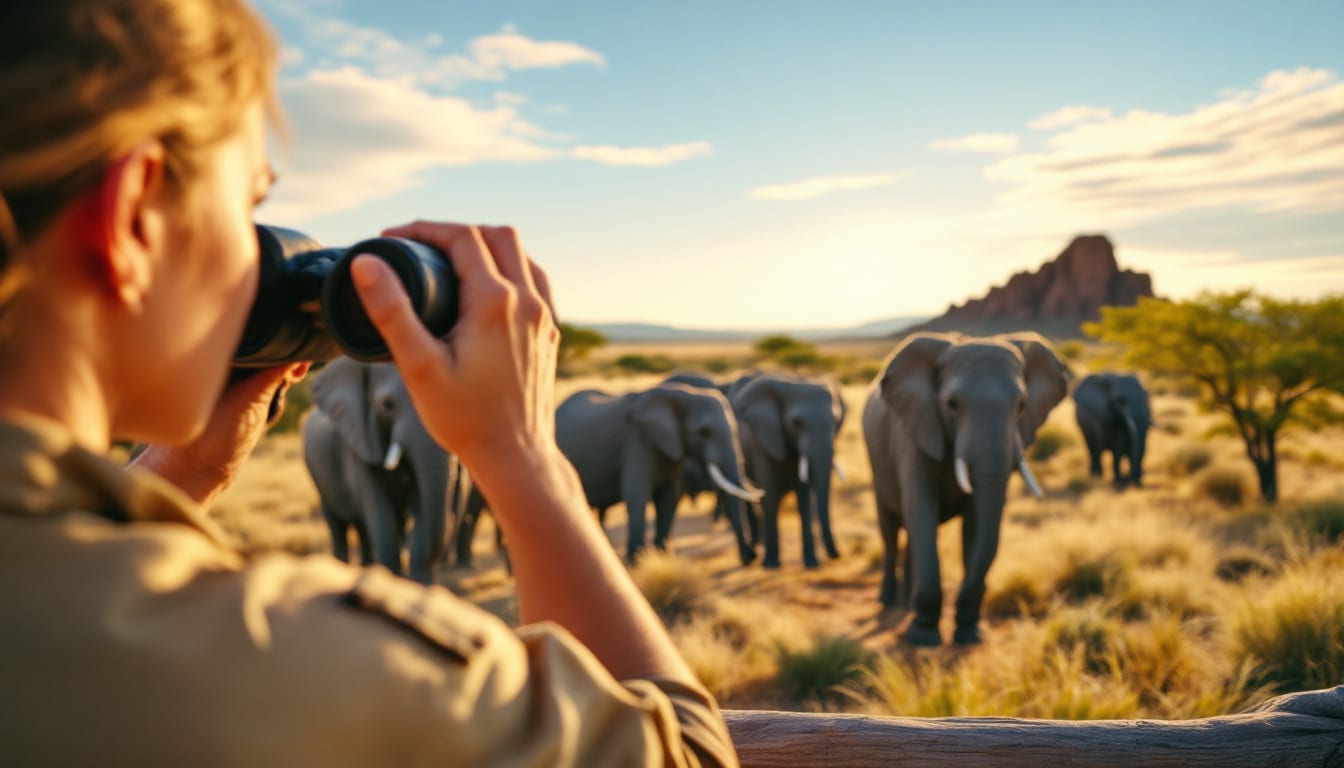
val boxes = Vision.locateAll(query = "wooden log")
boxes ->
[723,686,1344,768]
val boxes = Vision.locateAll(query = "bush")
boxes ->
[776,634,875,705]
[1232,559,1344,692]
[1056,549,1132,603]
[1216,546,1277,583]
[1065,476,1094,496]
[631,550,710,623]
[1045,602,1124,674]
[1168,443,1214,477]
[1030,426,1074,462]
[1195,465,1251,508]
[1057,340,1085,362]
[1286,500,1344,544]
[614,354,677,374]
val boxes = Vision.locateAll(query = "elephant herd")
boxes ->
[300,333,1152,646]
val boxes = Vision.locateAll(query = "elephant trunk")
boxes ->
[806,442,840,560]
[707,440,758,566]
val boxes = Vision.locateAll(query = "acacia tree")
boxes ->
[1087,291,1344,503]
[558,323,607,373]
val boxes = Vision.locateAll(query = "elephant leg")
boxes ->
[901,496,943,646]
[759,489,785,569]
[652,485,679,551]
[876,500,902,608]
[323,506,350,562]
[744,498,760,548]
[1111,447,1125,489]
[953,515,987,645]
[1083,431,1103,477]
[358,482,404,576]
[794,482,820,569]
[621,467,654,564]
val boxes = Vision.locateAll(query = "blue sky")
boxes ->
[254,0,1344,329]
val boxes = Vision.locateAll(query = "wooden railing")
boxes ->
[723,686,1344,767]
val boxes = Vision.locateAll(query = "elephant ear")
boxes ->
[1071,374,1110,418]
[1008,334,1069,446]
[879,334,953,461]
[733,377,788,461]
[311,357,385,465]
[825,378,848,432]
[631,388,685,462]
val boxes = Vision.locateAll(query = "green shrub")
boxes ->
[776,634,875,705]
[1057,340,1085,362]
[1168,443,1213,477]
[1030,426,1074,462]
[614,354,677,374]
[1196,465,1251,508]
[1232,561,1344,692]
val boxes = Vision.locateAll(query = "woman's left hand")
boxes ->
[131,363,309,506]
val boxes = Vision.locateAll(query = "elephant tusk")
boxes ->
[383,441,403,471]
[799,456,810,485]
[708,463,764,503]
[833,462,849,483]
[1018,459,1044,499]
[1125,415,1138,442]
[955,456,973,495]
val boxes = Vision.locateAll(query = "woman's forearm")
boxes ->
[466,443,696,687]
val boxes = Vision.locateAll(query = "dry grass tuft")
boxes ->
[1230,550,1344,692]
[776,634,875,707]
[631,550,711,623]
[1195,464,1253,508]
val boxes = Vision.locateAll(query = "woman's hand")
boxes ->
[350,222,559,471]
[132,363,309,506]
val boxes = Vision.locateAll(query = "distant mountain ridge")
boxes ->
[910,234,1155,338]
[575,316,929,343]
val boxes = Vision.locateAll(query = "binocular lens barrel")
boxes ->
[233,225,459,366]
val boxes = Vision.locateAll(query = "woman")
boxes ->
[0,2,736,766]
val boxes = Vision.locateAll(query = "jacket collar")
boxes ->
[0,413,233,548]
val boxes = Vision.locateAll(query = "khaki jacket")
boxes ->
[0,415,738,767]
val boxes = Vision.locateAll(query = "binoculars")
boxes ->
[233,225,459,366]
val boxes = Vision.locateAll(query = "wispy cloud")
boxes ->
[748,173,904,201]
[930,132,1020,154]
[259,67,554,221]
[570,142,713,167]
[1028,105,1113,130]
[986,67,1344,222]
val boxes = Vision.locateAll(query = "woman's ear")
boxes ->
[73,141,166,311]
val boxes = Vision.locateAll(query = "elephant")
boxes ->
[1073,373,1151,488]
[862,332,1067,646]
[556,382,761,565]
[730,373,848,569]
[659,373,744,530]
[449,483,509,571]
[303,358,463,584]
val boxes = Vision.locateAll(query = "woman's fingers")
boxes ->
[480,226,535,292]
[381,220,505,290]
[351,256,441,377]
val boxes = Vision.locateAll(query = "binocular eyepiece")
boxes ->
[234,225,459,366]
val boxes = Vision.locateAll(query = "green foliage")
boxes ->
[752,334,836,372]
[1029,426,1074,462]
[1057,339,1085,362]
[613,353,677,374]
[1196,465,1251,508]
[268,375,313,435]
[1087,291,1344,502]
[753,334,804,357]
[776,635,875,705]
[1285,500,1344,544]
[558,323,607,365]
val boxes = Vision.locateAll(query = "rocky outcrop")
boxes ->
[911,235,1154,337]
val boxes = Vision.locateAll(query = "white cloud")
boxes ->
[930,132,1020,154]
[259,68,555,221]
[468,27,606,72]
[1028,105,1113,130]
[748,173,904,201]
[985,67,1344,223]
[493,91,529,106]
[570,142,712,167]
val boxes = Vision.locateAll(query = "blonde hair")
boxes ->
[0,0,279,304]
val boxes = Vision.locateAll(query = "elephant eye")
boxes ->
[697,426,713,439]
[946,397,960,412]
[381,397,396,412]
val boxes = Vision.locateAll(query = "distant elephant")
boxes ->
[303,358,462,584]
[556,383,760,565]
[449,483,509,571]
[1073,373,1151,488]
[863,333,1067,646]
[730,373,848,569]
[660,373,745,531]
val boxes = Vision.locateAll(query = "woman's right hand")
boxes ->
[350,221,560,470]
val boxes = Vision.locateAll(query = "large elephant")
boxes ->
[863,332,1067,646]
[660,373,744,531]
[731,373,848,569]
[303,358,462,584]
[1073,373,1151,488]
[556,383,760,565]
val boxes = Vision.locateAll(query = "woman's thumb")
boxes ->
[351,256,437,367]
